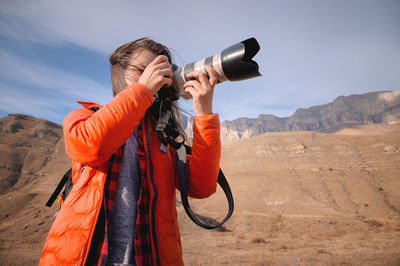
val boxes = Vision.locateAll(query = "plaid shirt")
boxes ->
[89,125,152,265]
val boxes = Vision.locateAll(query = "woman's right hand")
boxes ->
[138,55,172,95]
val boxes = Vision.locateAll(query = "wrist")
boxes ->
[137,83,157,95]
[194,105,212,116]
[194,111,214,117]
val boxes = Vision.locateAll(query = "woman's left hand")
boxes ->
[183,65,218,116]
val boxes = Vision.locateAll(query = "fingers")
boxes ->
[160,67,172,79]
[149,61,170,73]
[153,68,172,87]
[198,71,209,87]
[183,85,198,98]
[155,61,170,70]
[138,55,173,94]
[205,65,218,86]
[184,71,213,96]
[186,71,209,90]
[148,56,171,75]
[183,80,200,89]
[183,80,200,97]
[184,67,216,116]
[183,80,200,91]
[162,76,173,87]
[152,59,172,79]
[186,71,198,80]
[184,72,214,116]
[186,66,218,86]
[150,55,170,65]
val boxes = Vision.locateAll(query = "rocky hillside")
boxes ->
[220,90,400,144]
[0,114,399,264]
[0,114,69,194]
[180,123,400,265]
[0,114,70,265]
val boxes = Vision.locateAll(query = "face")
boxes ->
[124,49,157,86]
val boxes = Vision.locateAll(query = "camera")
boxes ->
[158,37,261,101]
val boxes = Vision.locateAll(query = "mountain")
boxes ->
[0,114,69,194]
[220,90,400,144]
[1,96,400,264]
[0,114,71,264]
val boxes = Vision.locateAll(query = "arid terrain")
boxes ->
[0,114,399,265]
[179,123,400,265]
[0,114,70,265]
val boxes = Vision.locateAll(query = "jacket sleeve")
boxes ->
[63,84,153,166]
[185,113,221,199]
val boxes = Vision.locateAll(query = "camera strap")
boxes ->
[152,99,183,150]
[176,144,234,229]
[155,108,183,150]
[152,99,234,229]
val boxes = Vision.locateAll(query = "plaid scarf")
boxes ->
[134,124,153,265]
[87,150,122,265]
[89,123,152,266]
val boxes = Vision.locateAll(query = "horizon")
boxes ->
[1,1,399,123]
[1,88,398,124]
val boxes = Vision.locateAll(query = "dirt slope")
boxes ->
[179,123,400,265]
[0,120,399,265]
[0,114,70,265]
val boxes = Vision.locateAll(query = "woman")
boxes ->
[39,38,221,265]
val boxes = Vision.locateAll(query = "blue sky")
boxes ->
[1,0,399,124]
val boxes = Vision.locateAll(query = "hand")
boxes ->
[138,55,172,95]
[183,66,218,116]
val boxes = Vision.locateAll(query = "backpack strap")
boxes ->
[46,106,99,208]
[176,145,234,229]
[45,168,72,207]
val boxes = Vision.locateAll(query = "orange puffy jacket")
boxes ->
[39,84,221,265]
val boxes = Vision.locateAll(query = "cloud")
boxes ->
[0,49,111,122]
[0,1,176,54]
[0,49,110,103]
[0,83,66,121]
[1,0,399,122]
